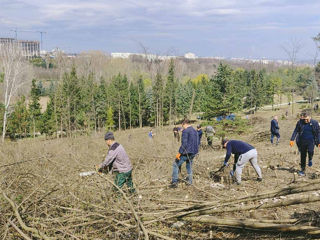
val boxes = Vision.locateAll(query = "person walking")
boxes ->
[290,112,320,176]
[222,139,262,185]
[270,116,280,145]
[97,132,135,193]
[205,125,215,146]
[197,125,203,147]
[170,119,199,188]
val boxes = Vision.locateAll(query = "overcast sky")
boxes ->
[1,0,319,60]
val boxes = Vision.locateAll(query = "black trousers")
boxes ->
[299,139,314,171]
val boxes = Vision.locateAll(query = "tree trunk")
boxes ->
[1,109,8,142]
[138,91,142,128]
[189,89,196,118]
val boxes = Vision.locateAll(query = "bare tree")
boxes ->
[281,38,302,115]
[0,42,30,142]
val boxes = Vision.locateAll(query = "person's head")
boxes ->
[104,131,115,146]
[197,124,201,130]
[300,112,311,122]
[182,119,190,129]
[222,138,229,148]
[273,115,278,121]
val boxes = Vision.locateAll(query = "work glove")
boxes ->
[223,161,228,167]
[96,164,102,173]
[290,141,294,147]
[318,144,320,148]
[175,153,181,160]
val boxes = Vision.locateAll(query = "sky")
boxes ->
[1,0,320,60]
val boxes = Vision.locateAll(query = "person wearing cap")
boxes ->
[222,139,262,185]
[170,119,199,188]
[290,112,320,176]
[97,132,135,193]
[197,125,203,147]
[270,115,280,145]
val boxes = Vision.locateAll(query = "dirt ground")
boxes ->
[1,105,320,239]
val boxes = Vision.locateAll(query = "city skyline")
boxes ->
[1,0,320,60]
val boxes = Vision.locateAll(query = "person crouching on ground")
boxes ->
[270,115,280,145]
[97,132,135,193]
[170,119,199,188]
[222,139,262,185]
[290,111,320,176]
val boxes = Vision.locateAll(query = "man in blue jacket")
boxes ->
[222,139,262,185]
[270,116,280,145]
[170,119,199,188]
[290,112,320,176]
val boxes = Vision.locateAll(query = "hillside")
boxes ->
[1,105,320,239]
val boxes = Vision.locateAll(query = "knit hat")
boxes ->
[104,132,115,140]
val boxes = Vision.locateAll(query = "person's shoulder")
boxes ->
[110,142,120,151]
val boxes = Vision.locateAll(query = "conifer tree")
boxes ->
[106,106,114,130]
[29,79,42,137]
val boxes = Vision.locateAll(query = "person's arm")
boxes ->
[224,144,232,164]
[179,130,188,154]
[99,149,117,170]
[290,122,299,141]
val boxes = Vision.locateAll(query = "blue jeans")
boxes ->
[270,132,280,144]
[172,154,194,184]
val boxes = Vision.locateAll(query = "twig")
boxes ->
[97,172,149,240]
[2,192,53,240]
[8,219,32,240]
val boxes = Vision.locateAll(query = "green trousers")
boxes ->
[113,170,135,194]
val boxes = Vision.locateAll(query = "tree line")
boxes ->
[1,57,318,139]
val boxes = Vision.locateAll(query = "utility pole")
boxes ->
[37,31,47,51]
[10,28,18,40]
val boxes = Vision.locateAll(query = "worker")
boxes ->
[170,119,199,188]
[270,115,280,145]
[197,125,203,147]
[97,132,135,193]
[222,139,262,185]
[290,112,320,176]
[173,125,180,142]
[205,125,215,146]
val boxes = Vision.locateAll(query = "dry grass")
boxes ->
[1,107,320,239]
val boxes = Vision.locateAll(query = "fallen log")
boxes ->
[184,215,320,235]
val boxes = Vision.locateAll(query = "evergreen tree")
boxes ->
[40,97,56,136]
[106,106,114,130]
[204,63,242,119]
[164,59,177,124]
[137,76,147,128]
[153,72,164,126]
[29,79,42,137]
[7,96,29,138]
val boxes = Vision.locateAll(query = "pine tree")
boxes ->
[40,96,56,136]
[106,106,114,130]
[29,79,42,137]
[7,96,29,138]
[153,72,164,127]
[164,59,177,124]
[137,76,147,128]
[204,63,242,119]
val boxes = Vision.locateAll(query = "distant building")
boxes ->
[184,52,197,59]
[0,37,40,58]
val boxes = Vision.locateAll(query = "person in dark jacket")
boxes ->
[197,125,203,147]
[270,116,280,145]
[170,119,199,188]
[290,112,320,176]
[222,139,262,184]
